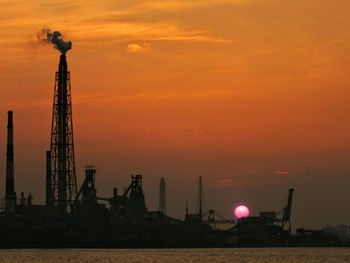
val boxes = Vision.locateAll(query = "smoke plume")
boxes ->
[37,28,72,54]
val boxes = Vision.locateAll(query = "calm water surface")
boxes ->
[0,248,349,263]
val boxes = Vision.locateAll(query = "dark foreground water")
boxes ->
[0,248,349,262]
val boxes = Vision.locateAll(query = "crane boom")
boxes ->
[282,188,294,233]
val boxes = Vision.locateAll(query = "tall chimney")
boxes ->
[159,177,166,215]
[198,176,202,221]
[5,111,16,213]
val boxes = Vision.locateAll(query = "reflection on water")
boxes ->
[0,248,349,263]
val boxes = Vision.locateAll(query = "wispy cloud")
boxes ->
[125,0,253,12]
[274,171,290,176]
[0,0,233,54]
[127,43,151,53]
[218,178,240,187]
[193,128,205,134]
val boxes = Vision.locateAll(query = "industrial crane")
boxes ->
[273,188,294,234]
[202,209,235,230]
[282,188,294,234]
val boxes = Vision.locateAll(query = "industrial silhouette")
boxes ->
[0,54,344,248]
[159,177,166,215]
[5,111,16,214]
[47,54,77,213]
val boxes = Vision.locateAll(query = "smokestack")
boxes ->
[198,176,202,221]
[159,177,166,215]
[5,111,16,213]
[59,54,67,72]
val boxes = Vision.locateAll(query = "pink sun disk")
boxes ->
[234,205,250,219]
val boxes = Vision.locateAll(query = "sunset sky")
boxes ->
[0,0,350,229]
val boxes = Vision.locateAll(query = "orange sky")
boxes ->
[0,0,350,229]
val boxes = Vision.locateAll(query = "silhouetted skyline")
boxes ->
[0,0,349,230]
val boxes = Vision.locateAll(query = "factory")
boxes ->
[0,54,343,248]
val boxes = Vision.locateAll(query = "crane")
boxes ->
[202,209,235,230]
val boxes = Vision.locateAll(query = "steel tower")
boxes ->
[47,54,77,213]
[159,177,166,215]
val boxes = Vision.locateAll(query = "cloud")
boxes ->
[123,0,253,13]
[127,43,151,53]
[218,178,252,187]
[193,128,205,134]
[274,170,289,175]
[218,178,238,187]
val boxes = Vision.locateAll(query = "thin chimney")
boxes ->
[5,111,16,213]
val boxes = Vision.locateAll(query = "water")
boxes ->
[0,248,349,263]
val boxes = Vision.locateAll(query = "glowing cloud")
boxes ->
[219,178,237,187]
[274,171,289,175]
[127,43,151,53]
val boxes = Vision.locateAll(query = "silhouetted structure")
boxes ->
[198,176,203,220]
[47,54,77,213]
[0,54,337,248]
[185,177,204,224]
[234,188,296,245]
[74,166,97,206]
[282,188,294,234]
[5,111,16,214]
[122,174,146,219]
[45,150,52,206]
[202,209,234,230]
[323,224,350,243]
[159,177,166,215]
